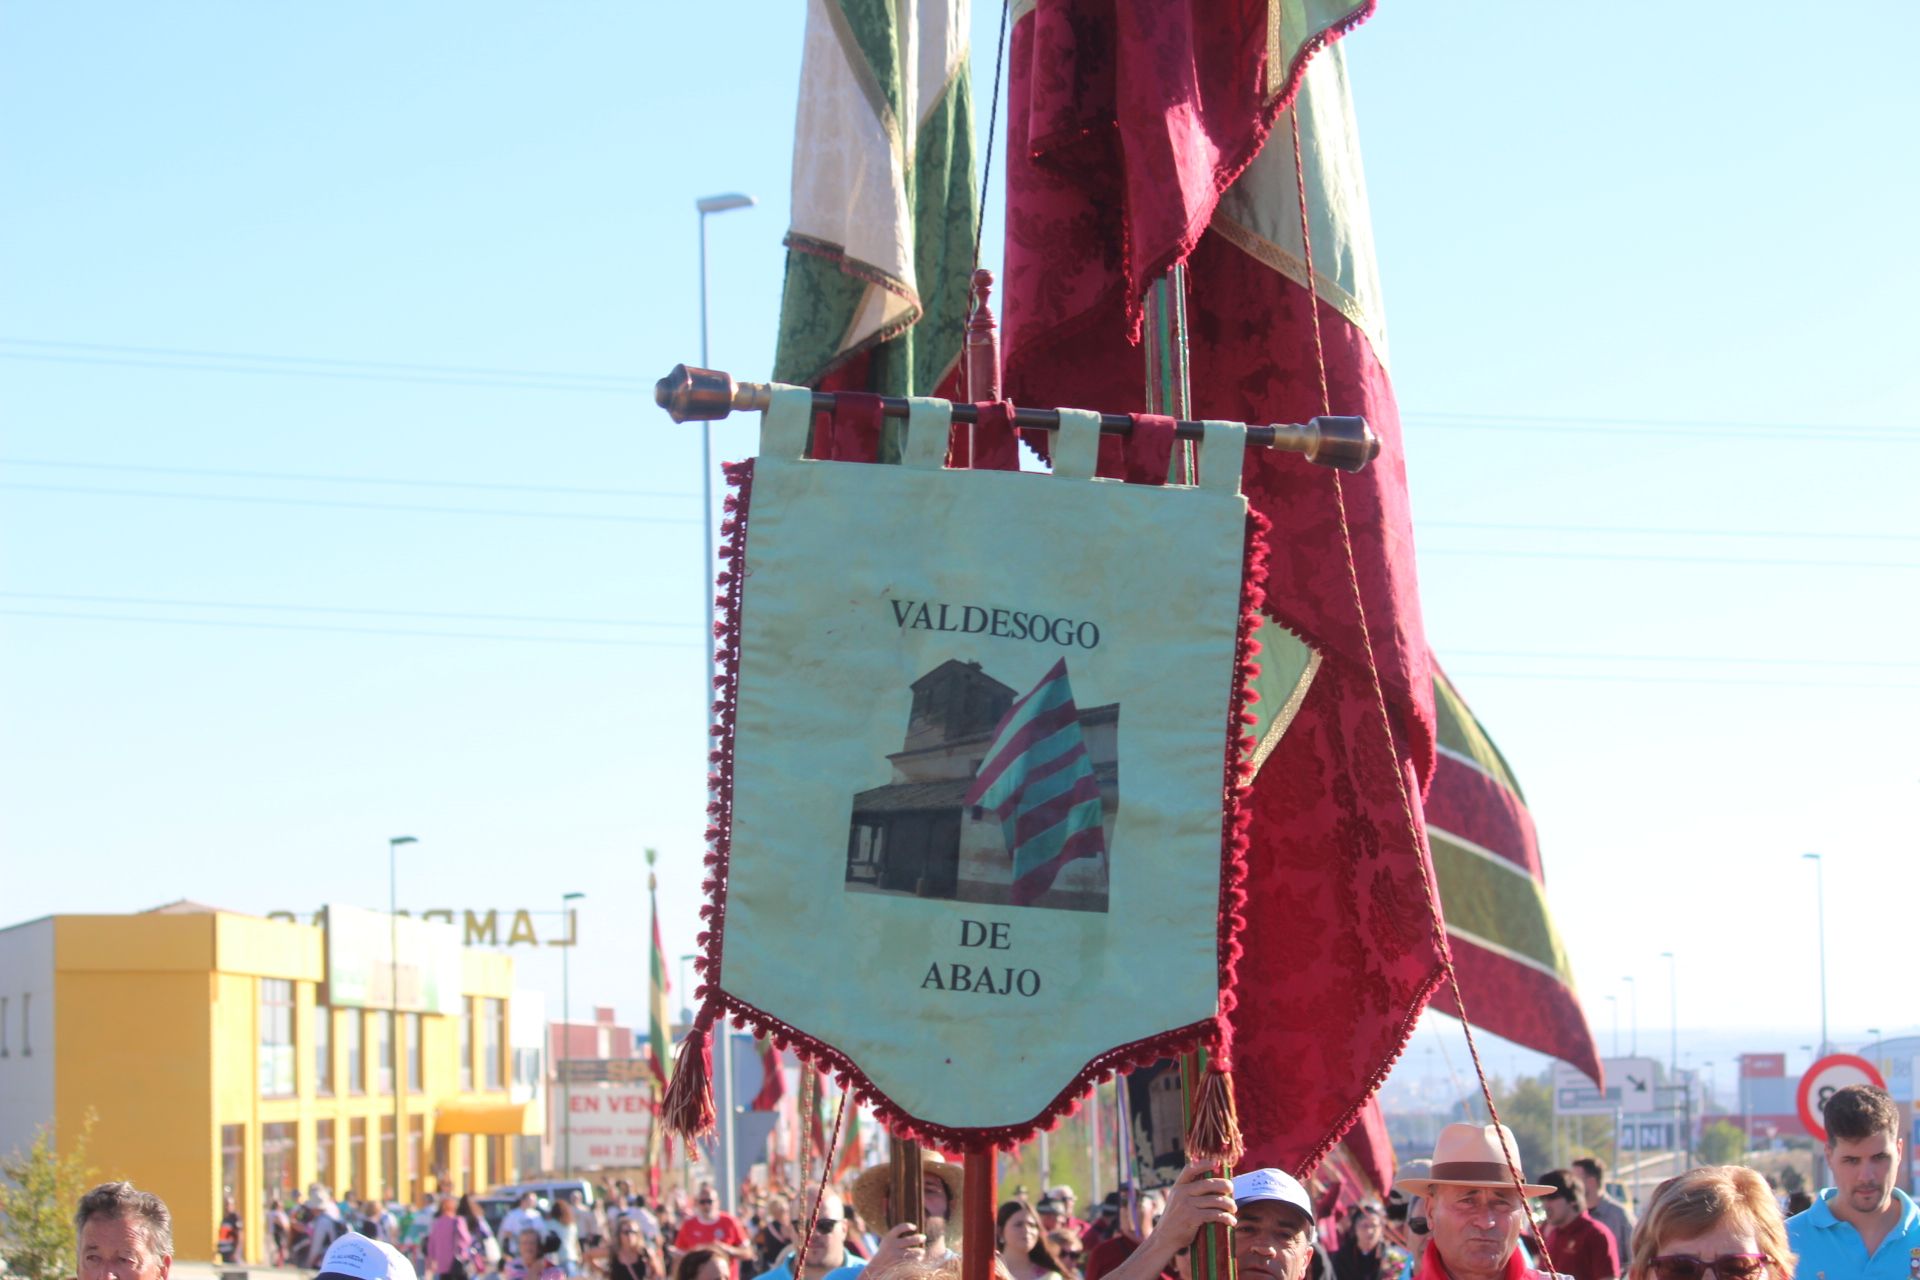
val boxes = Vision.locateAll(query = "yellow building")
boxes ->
[0,906,542,1265]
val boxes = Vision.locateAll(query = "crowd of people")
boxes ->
[63,1084,1920,1280]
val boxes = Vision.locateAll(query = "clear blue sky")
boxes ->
[3,3,1916,1091]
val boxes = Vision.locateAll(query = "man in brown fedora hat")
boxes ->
[849,1156,966,1266]
[1391,1124,1555,1280]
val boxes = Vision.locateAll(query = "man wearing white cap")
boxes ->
[1102,1162,1319,1280]
[316,1233,419,1280]
[1391,1124,1555,1280]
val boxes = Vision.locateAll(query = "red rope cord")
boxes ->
[792,1078,852,1280]
[1286,109,1554,1257]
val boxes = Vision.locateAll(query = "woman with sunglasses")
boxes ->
[1629,1167,1794,1280]
[593,1217,661,1280]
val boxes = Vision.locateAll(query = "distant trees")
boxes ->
[1698,1121,1746,1165]
[0,1112,96,1280]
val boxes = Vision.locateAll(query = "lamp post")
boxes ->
[697,190,753,1219]
[561,890,585,1179]
[678,954,698,1025]
[1606,994,1620,1058]
[1662,952,1684,1166]
[1804,853,1829,1055]
[1623,975,1638,1056]
[388,835,416,1200]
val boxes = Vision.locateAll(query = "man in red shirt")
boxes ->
[1085,1188,1173,1280]
[1537,1171,1618,1280]
[674,1183,754,1280]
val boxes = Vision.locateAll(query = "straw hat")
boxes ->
[1391,1123,1553,1198]
[850,1157,965,1229]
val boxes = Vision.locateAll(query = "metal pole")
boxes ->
[696,192,753,1216]
[1607,995,1619,1058]
[1623,976,1637,1056]
[1663,952,1680,1165]
[1804,853,1829,1055]
[562,891,584,1179]
[388,835,415,1200]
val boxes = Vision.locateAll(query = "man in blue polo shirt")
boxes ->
[1787,1084,1920,1280]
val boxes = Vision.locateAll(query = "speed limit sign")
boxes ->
[1796,1053,1888,1140]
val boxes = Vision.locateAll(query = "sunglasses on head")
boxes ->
[1651,1255,1771,1280]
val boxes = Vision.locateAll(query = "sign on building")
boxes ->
[562,1084,655,1168]
[1553,1056,1662,1116]
[323,904,465,1014]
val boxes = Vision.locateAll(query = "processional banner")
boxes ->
[669,390,1263,1148]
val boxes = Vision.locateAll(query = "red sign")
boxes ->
[1742,1053,1786,1078]
[1796,1054,1888,1140]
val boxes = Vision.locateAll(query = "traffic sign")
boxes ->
[1796,1053,1888,1140]
[1552,1056,1661,1116]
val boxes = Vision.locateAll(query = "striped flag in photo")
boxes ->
[964,658,1107,905]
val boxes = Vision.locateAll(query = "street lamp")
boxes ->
[1662,952,1683,1166]
[388,835,417,1200]
[678,953,698,1025]
[561,890,585,1180]
[1804,853,1828,1055]
[1623,975,1638,1056]
[697,190,753,1218]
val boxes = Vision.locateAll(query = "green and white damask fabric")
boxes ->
[773,0,977,395]
[719,388,1249,1132]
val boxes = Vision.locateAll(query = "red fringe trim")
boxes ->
[1184,1062,1246,1167]
[669,456,1273,1151]
[661,1024,716,1138]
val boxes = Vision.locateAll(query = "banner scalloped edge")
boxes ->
[665,455,1271,1153]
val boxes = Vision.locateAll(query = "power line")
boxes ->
[0,336,653,385]
[1445,668,1920,691]
[1421,546,1920,570]
[1406,409,1920,439]
[1423,519,1920,544]
[0,482,698,524]
[0,608,700,649]
[0,456,696,500]
[0,591,698,630]
[1446,648,1920,671]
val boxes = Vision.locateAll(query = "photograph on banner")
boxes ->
[718,397,1254,1134]
[844,656,1119,914]
[1124,1059,1187,1190]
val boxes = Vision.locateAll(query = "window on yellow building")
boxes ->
[316,1118,336,1195]
[345,1012,364,1096]
[407,1116,425,1202]
[482,998,505,1090]
[376,1011,394,1096]
[459,997,474,1092]
[349,1118,366,1193]
[405,1013,422,1093]
[379,1117,396,1199]
[314,1005,334,1096]
[260,978,296,1098]
[221,1125,245,1220]
[263,1122,297,1203]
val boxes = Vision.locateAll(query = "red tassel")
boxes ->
[662,1026,717,1139]
[1184,1064,1245,1167]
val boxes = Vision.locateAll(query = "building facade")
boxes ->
[0,907,541,1265]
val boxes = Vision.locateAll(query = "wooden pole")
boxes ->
[956,268,1002,1280]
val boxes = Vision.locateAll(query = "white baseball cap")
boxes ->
[317,1234,419,1280]
[1231,1169,1314,1220]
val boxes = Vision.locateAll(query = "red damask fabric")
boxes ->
[1001,6,1441,1177]
[1010,0,1373,335]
